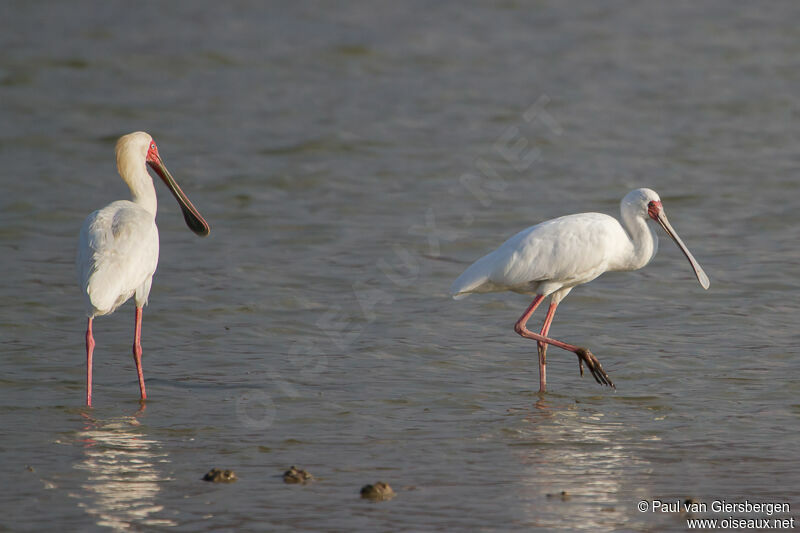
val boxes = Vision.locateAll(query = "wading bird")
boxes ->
[77,132,210,406]
[450,188,709,392]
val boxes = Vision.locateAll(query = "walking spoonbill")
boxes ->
[450,188,709,392]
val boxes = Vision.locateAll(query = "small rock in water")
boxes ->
[283,466,313,484]
[360,481,395,501]
[202,468,237,483]
[682,498,699,516]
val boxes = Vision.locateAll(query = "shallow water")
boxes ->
[2,1,799,531]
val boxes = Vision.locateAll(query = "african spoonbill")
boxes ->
[450,188,709,392]
[77,132,210,406]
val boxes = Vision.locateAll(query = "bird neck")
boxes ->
[119,160,158,216]
[618,209,659,271]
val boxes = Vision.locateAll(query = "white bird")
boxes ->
[450,188,709,392]
[77,132,210,406]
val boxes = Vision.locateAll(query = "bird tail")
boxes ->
[450,253,493,300]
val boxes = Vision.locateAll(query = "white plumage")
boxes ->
[451,188,708,392]
[78,200,160,317]
[77,131,209,406]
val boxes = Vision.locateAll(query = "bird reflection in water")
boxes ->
[74,406,176,530]
[510,400,651,531]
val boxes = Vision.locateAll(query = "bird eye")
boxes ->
[647,201,654,208]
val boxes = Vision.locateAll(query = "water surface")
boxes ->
[1,1,799,531]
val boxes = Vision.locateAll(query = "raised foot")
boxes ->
[575,347,615,388]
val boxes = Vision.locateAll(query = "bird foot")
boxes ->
[575,347,615,388]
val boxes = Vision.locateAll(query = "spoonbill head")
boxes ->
[634,189,709,290]
[450,187,709,392]
[77,131,210,406]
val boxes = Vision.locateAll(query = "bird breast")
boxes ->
[77,200,160,316]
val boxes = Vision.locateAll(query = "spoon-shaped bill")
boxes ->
[655,211,709,289]
[147,159,211,236]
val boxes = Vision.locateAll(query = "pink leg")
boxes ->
[514,295,614,388]
[133,307,147,401]
[86,317,95,407]
[514,295,549,391]
[536,301,559,392]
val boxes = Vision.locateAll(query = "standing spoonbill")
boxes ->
[450,188,709,392]
[77,131,210,406]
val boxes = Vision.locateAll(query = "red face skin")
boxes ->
[146,140,161,165]
[647,200,663,220]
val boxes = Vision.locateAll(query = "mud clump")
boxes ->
[283,466,313,484]
[360,481,395,501]
[202,468,237,483]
